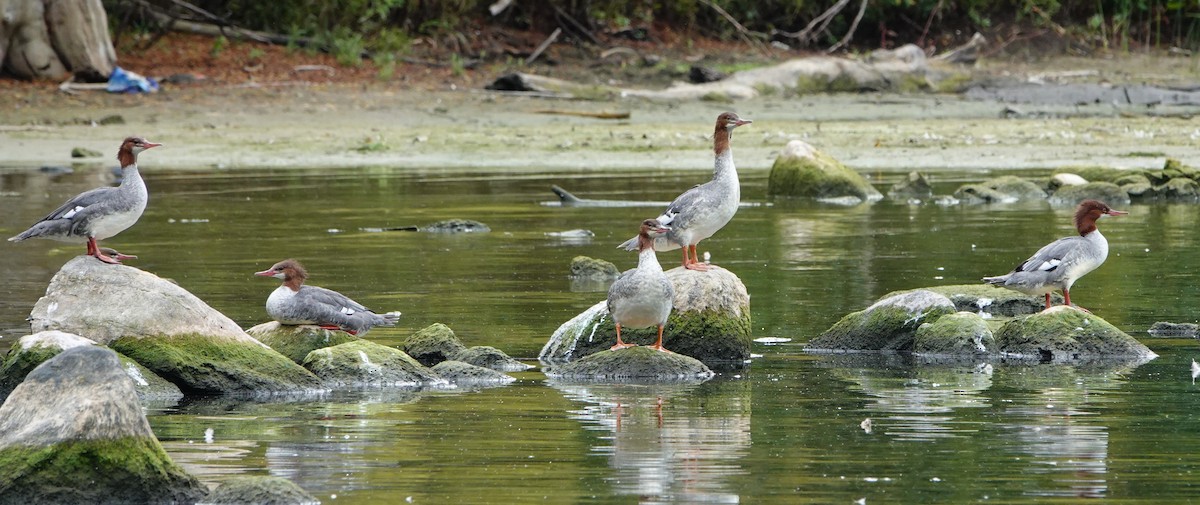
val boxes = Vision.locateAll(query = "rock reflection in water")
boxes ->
[551,381,750,504]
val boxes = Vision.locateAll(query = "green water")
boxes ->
[2,164,1200,503]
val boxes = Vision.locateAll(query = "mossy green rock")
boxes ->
[431,360,516,386]
[955,176,1046,202]
[1049,182,1129,205]
[303,339,442,387]
[541,266,752,370]
[0,346,205,504]
[247,321,360,364]
[1158,177,1200,199]
[995,306,1155,361]
[570,255,619,279]
[0,331,181,402]
[454,345,531,372]
[545,346,714,382]
[403,323,468,367]
[70,146,102,158]
[767,140,882,202]
[807,290,956,351]
[201,475,318,505]
[914,312,994,355]
[111,334,322,394]
[888,284,1060,316]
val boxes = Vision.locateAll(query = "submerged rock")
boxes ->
[248,321,360,364]
[806,290,956,351]
[1049,181,1129,205]
[454,345,532,372]
[544,346,713,382]
[887,171,933,199]
[569,255,619,280]
[767,140,882,203]
[302,340,444,387]
[200,476,318,505]
[431,360,516,386]
[913,311,994,355]
[955,175,1047,203]
[0,346,206,504]
[402,323,468,367]
[995,306,1155,362]
[541,266,752,370]
[1147,321,1199,337]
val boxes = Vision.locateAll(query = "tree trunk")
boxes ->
[1,0,115,81]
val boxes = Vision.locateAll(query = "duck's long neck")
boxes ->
[712,130,737,183]
[637,247,663,273]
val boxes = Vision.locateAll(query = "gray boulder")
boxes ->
[247,321,360,364]
[431,360,516,386]
[454,345,532,372]
[541,266,752,370]
[806,290,956,351]
[544,346,714,382]
[887,171,933,199]
[302,340,444,387]
[402,323,468,367]
[954,175,1047,203]
[913,311,994,355]
[1047,172,1088,190]
[1049,181,1129,205]
[0,346,206,504]
[890,284,1059,316]
[0,331,181,402]
[995,306,1156,362]
[569,255,619,279]
[767,140,882,203]
[200,475,318,505]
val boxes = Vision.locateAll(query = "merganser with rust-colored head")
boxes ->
[984,199,1128,310]
[618,112,751,271]
[9,136,160,264]
[607,219,675,352]
[255,259,400,335]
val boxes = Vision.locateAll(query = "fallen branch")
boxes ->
[526,27,562,65]
[827,0,869,53]
[697,0,771,56]
[553,6,601,46]
[534,109,631,119]
[774,0,850,46]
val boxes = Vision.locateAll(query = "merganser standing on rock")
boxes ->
[608,219,675,352]
[983,199,1128,310]
[9,137,160,264]
[619,112,751,271]
[255,259,400,335]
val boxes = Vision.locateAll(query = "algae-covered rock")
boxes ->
[995,306,1155,362]
[541,266,752,370]
[0,331,181,402]
[0,346,206,504]
[454,345,532,372]
[200,475,318,505]
[431,360,516,386]
[402,323,468,367]
[767,140,882,202]
[807,290,956,351]
[954,175,1046,203]
[888,284,1059,316]
[913,311,994,355]
[887,171,933,200]
[29,256,248,344]
[570,255,619,279]
[1158,177,1200,199]
[545,346,714,382]
[1147,321,1199,337]
[112,334,322,394]
[247,321,360,364]
[302,339,443,387]
[1049,181,1129,205]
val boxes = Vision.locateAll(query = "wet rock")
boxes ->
[431,360,516,386]
[0,331,183,403]
[1157,177,1200,200]
[454,345,532,372]
[895,284,1059,316]
[1122,180,1154,198]
[1147,321,1199,337]
[767,140,882,203]
[70,146,101,158]
[995,306,1156,362]
[1049,181,1129,205]
[544,346,713,382]
[402,323,469,367]
[954,176,1046,203]
[913,312,994,355]
[303,339,443,388]
[887,171,933,199]
[570,255,619,279]
[688,65,728,83]
[1048,172,1088,190]
[423,219,490,233]
[201,476,318,505]
[1113,172,1152,187]
[541,266,752,370]
[0,346,206,504]
[112,334,322,395]
[806,290,956,351]
[247,321,359,364]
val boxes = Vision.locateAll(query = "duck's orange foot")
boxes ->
[647,344,673,353]
[610,343,637,351]
[684,262,711,271]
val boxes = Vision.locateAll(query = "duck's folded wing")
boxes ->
[1012,236,1081,273]
[35,187,117,222]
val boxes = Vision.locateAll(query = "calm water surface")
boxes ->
[2,164,1200,503]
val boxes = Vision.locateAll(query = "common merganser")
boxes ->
[607,219,675,352]
[8,137,160,264]
[618,112,751,271]
[983,199,1128,310]
[254,259,401,335]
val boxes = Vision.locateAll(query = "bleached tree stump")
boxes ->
[1,0,116,81]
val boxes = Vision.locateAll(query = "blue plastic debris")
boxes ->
[106,67,159,93]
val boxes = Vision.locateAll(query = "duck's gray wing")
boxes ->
[1009,236,1084,274]
[10,187,119,240]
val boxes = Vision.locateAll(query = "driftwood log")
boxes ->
[1,0,116,81]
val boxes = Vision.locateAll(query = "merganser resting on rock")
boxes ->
[607,219,675,352]
[8,137,160,264]
[255,259,401,336]
[983,199,1128,310]
[619,112,751,271]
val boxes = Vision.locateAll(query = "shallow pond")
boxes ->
[2,164,1200,503]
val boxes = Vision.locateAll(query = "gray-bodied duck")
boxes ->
[608,219,675,351]
[255,259,400,335]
